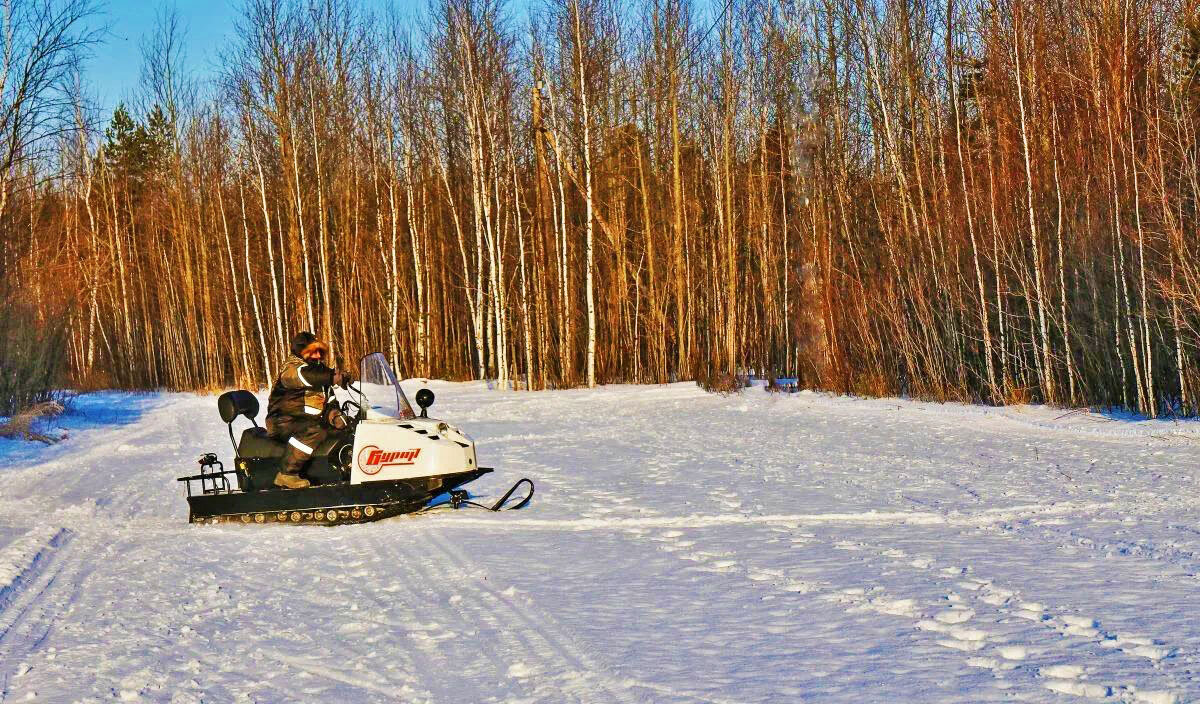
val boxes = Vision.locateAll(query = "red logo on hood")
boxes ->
[357,445,421,475]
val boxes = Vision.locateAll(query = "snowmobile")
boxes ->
[177,352,533,525]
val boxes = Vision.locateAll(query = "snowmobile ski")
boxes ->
[444,477,535,512]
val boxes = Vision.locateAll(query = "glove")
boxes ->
[325,406,350,431]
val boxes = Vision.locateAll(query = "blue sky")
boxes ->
[85,0,239,114]
[83,0,717,118]
[84,0,422,115]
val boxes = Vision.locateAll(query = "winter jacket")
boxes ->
[267,354,336,421]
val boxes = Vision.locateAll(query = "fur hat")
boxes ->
[290,331,329,359]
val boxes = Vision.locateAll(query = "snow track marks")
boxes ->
[0,526,76,702]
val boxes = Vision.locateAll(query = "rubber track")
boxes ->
[195,501,420,526]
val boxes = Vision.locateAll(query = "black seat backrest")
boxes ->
[218,390,260,424]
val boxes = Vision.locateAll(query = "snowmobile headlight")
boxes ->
[437,422,450,434]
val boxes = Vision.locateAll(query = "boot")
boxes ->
[274,472,311,490]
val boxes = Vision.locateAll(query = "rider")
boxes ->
[266,331,351,489]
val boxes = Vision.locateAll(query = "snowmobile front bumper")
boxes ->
[185,467,494,525]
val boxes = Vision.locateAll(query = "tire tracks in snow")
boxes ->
[207,542,438,702]
[418,530,748,704]
[423,528,715,704]
[369,524,637,704]
[0,409,176,529]
[13,418,163,502]
[257,647,432,703]
[357,529,499,702]
[0,406,200,702]
[0,526,77,702]
[374,519,743,704]
[11,531,275,703]
[443,500,1116,532]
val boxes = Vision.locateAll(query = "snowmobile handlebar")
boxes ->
[340,398,363,422]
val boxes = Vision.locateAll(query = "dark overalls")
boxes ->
[266,355,334,475]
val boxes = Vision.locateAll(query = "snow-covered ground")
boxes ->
[1,382,1199,703]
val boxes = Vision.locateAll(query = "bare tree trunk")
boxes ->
[230,182,268,386]
[309,82,334,342]
[217,186,252,384]
[1012,14,1053,401]
[248,127,285,358]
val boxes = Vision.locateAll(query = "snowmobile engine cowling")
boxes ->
[350,416,477,484]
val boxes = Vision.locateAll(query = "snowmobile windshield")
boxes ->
[357,353,416,420]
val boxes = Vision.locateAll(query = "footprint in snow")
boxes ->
[936,638,985,652]
[868,597,919,618]
[1103,635,1176,661]
[1060,615,1098,629]
[747,569,780,582]
[506,663,533,679]
[1130,689,1180,704]
[979,591,1009,606]
[918,620,991,643]
[1044,680,1112,698]
[704,560,738,572]
[1013,606,1047,622]
[1056,615,1100,638]
[966,656,1017,670]
[996,645,1028,660]
[946,626,990,642]
[933,608,974,624]
[1040,664,1085,679]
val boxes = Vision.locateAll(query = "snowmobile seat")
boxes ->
[218,390,270,459]
[218,390,260,424]
[237,427,287,459]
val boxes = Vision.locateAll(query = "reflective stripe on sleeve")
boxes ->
[303,406,321,415]
[288,436,314,455]
[296,365,312,387]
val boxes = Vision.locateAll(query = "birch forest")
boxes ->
[4,0,1200,416]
